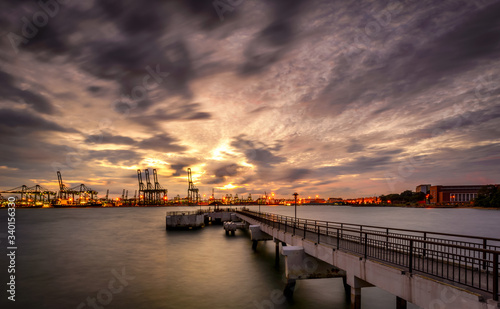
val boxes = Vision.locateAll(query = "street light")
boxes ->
[293,192,298,233]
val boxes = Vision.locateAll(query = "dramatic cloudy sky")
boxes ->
[1,0,499,199]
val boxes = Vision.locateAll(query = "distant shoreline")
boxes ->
[1,204,499,210]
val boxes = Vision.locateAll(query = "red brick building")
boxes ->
[429,185,497,204]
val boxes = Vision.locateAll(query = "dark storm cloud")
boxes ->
[84,132,186,153]
[213,163,241,178]
[84,133,136,145]
[137,134,187,153]
[98,0,169,36]
[1,1,209,116]
[87,86,102,93]
[239,0,306,75]
[131,103,212,129]
[320,155,394,175]
[0,108,74,133]
[88,149,142,166]
[201,162,243,184]
[278,168,311,182]
[0,70,54,114]
[231,135,286,168]
[347,141,365,153]
[420,143,500,176]
[307,1,500,116]
[169,157,200,177]
[412,104,500,140]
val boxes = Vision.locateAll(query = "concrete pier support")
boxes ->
[249,225,273,251]
[342,276,351,299]
[275,239,280,268]
[396,296,407,309]
[283,279,296,299]
[351,287,361,309]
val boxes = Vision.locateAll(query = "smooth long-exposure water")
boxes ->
[1,206,499,309]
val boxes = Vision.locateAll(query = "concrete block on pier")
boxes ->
[208,211,232,223]
[166,214,204,229]
[281,246,345,280]
[249,225,273,241]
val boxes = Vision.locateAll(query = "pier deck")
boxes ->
[237,209,500,309]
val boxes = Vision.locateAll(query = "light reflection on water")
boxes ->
[1,206,498,309]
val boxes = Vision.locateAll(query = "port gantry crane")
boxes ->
[144,169,154,203]
[187,168,199,206]
[137,169,167,205]
[56,171,98,205]
[137,169,145,204]
[57,171,70,200]
[0,184,56,204]
[153,169,167,204]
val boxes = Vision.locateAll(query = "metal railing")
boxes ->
[166,207,241,216]
[237,210,500,300]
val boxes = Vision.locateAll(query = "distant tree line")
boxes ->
[379,190,426,204]
[474,185,500,208]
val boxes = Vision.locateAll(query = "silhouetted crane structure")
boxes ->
[57,171,70,199]
[56,171,98,205]
[153,169,167,204]
[137,169,145,204]
[137,169,167,205]
[71,184,98,203]
[0,185,56,204]
[187,168,199,205]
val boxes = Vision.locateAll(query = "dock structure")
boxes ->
[165,208,240,229]
[164,208,500,309]
[236,210,500,309]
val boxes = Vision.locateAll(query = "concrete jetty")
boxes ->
[165,208,500,309]
[165,208,239,229]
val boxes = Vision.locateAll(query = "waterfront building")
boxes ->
[429,184,498,204]
[415,184,431,194]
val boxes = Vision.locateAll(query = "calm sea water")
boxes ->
[1,206,499,309]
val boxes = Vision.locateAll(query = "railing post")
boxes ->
[285,217,287,233]
[364,233,368,259]
[317,222,320,244]
[385,228,389,251]
[409,239,414,273]
[493,252,498,301]
[482,239,487,270]
[304,220,307,239]
[423,232,427,257]
[337,228,340,249]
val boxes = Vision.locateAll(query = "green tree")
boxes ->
[411,191,426,203]
[400,190,414,203]
[475,185,500,207]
